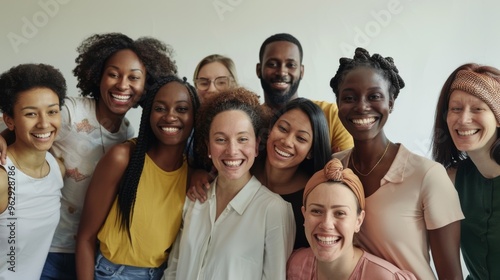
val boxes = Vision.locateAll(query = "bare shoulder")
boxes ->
[102,141,135,168]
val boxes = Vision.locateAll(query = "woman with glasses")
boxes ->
[193,54,238,103]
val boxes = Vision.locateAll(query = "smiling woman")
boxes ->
[75,75,200,280]
[287,158,416,280]
[330,47,464,280]
[0,63,67,280]
[432,63,500,280]
[164,88,295,279]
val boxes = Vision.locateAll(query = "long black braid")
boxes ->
[330,47,405,99]
[116,75,200,237]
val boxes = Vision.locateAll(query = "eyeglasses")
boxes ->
[194,76,232,91]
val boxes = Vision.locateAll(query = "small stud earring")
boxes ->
[208,154,212,158]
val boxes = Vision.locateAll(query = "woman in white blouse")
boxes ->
[163,88,295,280]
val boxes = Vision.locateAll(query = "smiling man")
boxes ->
[256,33,353,152]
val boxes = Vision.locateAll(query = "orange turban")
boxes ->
[303,158,365,210]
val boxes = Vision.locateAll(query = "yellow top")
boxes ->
[98,154,187,267]
[312,100,354,152]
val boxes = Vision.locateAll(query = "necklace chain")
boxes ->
[9,151,45,178]
[351,141,391,177]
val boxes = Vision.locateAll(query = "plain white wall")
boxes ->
[2,0,499,159]
[2,0,497,277]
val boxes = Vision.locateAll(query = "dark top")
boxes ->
[456,158,500,280]
[280,189,309,250]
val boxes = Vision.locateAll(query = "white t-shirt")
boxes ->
[49,96,134,253]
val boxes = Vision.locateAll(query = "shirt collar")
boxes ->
[210,175,262,215]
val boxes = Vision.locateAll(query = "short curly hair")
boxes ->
[0,63,67,117]
[73,32,177,102]
[194,87,264,169]
[330,47,405,100]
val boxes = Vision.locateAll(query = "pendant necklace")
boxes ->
[96,105,106,155]
[351,141,391,177]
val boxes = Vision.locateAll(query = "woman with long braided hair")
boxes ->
[330,48,464,279]
[76,75,199,280]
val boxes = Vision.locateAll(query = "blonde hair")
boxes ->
[193,54,239,85]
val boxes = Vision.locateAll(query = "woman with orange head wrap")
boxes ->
[287,158,416,280]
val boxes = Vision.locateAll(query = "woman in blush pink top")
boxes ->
[286,158,416,280]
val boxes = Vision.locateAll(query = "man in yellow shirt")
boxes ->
[256,33,353,152]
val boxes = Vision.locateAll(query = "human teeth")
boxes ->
[224,160,243,167]
[33,132,51,138]
[162,127,179,133]
[457,130,478,136]
[275,147,292,157]
[352,117,376,125]
[317,235,340,244]
[112,94,131,100]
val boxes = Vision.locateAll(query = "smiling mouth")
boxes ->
[274,146,292,157]
[271,82,289,90]
[315,234,341,245]
[457,129,479,136]
[351,117,376,125]
[111,93,132,102]
[162,127,180,133]
[32,132,52,139]
[223,160,243,167]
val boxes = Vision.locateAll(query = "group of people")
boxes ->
[0,31,497,280]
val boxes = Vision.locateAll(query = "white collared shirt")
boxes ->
[164,176,295,280]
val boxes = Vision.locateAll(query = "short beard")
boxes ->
[260,78,301,109]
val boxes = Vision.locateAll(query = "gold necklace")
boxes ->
[9,151,45,178]
[351,141,391,177]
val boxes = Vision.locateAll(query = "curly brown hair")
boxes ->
[73,32,177,102]
[194,87,264,170]
[0,63,67,117]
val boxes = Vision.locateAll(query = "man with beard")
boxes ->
[256,33,353,152]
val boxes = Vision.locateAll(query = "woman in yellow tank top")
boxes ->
[76,75,200,280]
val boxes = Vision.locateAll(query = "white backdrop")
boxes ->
[2,0,499,158]
[2,0,496,276]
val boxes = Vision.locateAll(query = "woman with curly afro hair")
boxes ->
[25,32,178,279]
[330,47,464,279]
[0,63,67,280]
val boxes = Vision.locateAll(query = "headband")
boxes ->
[450,70,500,123]
[303,158,365,210]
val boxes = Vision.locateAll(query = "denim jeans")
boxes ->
[40,252,77,280]
[94,251,167,280]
